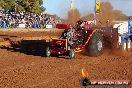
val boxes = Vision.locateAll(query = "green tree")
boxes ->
[16,0,45,13]
[0,0,15,10]
[0,0,45,13]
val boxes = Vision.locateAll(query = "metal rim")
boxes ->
[70,50,75,58]
[46,47,50,57]
[127,38,131,49]
[97,40,103,51]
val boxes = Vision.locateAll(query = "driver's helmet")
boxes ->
[76,20,83,26]
[75,19,84,30]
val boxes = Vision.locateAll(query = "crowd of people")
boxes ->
[0,10,62,29]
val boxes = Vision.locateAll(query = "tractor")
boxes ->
[45,18,132,59]
[43,0,131,58]
[45,19,104,58]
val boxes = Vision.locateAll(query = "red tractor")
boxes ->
[45,20,103,58]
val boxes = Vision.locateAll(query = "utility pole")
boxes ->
[70,0,74,10]
[128,17,131,34]
[94,0,97,25]
[70,0,75,25]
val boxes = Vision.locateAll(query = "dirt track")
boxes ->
[0,29,132,88]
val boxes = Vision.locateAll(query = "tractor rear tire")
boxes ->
[86,32,103,57]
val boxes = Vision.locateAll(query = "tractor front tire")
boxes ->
[45,46,51,57]
[69,49,75,59]
[86,32,103,57]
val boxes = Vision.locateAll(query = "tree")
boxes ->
[0,0,15,11]
[16,0,45,13]
[0,0,45,13]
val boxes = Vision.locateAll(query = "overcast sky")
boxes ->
[43,0,132,19]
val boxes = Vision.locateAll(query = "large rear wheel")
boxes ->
[86,32,103,57]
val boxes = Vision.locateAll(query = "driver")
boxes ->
[60,25,75,48]
[75,19,86,45]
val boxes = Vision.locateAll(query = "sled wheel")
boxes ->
[69,49,75,59]
[86,32,103,57]
[45,46,51,57]
[126,38,132,51]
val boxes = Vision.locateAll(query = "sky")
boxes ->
[43,0,132,19]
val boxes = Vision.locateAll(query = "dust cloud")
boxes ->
[65,2,127,26]
[67,9,80,25]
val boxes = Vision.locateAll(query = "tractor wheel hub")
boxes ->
[97,40,103,51]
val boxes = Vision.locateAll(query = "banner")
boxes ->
[96,1,100,14]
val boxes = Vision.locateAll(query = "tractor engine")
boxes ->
[60,20,92,47]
